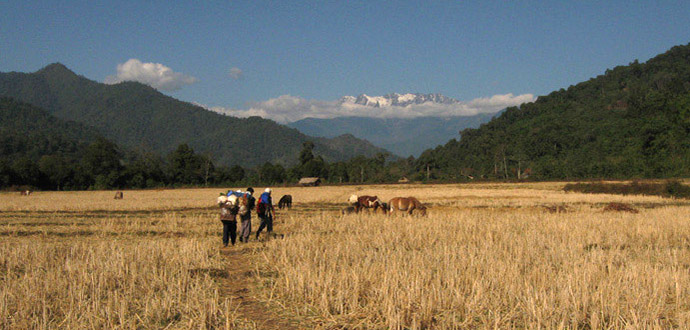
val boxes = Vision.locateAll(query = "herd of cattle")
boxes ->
[271,193,428,216]
[343,194,427,216]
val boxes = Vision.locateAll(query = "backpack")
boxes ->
[256,202,266,216]
[259,192,272,204]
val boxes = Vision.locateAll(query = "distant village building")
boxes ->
[298,177,321,186]
[398,177,410,184]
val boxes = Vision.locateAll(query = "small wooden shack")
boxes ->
[298,177,321,186]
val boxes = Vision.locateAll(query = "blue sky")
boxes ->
[2,1,690,121]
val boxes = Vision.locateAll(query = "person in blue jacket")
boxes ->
[255,188,275,240]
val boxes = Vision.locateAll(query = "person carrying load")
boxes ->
[217,193,239,247]
[255,188,275,240]
[227,189,245,197]
[239,187,256,243]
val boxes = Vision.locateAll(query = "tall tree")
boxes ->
[81,138,123,189]
[167,144,206,185]
[38,154,72,190]
[11,157,40,187]
[299,141,315,165]
[258,162,286,184]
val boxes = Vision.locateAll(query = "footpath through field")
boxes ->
[216,207,311,330]
[218,245,302,330]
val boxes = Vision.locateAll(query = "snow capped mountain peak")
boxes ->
[355,94,392,107]
[340,93,459,107]
[395,93,417,103]
[338,95,357,103]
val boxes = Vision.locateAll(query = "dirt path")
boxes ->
[218,242,303,330]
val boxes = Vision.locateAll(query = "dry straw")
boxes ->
[2,183,690,328]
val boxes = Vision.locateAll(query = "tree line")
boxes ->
[0,138,424,190]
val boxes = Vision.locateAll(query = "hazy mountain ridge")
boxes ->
[0,64,388,167]
[289,112,500,157]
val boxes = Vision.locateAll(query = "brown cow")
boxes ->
[355,195,384,213]
[388,197,427,216]
[20,190,32,196]
[114,191,123,199]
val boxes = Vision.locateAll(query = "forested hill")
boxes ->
[0,97,110,189]
[0,64,388,166]
[0,97,101,160]
[416,43,690,180]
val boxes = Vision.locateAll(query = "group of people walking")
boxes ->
[218,187,275,247]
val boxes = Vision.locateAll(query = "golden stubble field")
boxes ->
[2,182,690,329]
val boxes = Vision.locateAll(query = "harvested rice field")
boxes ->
[2,182,690,329]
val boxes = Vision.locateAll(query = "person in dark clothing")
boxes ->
[255,188,275,240]
[239,187,256,243]
[219,195,239,247]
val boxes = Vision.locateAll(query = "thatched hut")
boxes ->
[298,177,321,186]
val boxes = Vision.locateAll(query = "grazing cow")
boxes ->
[379,202,389,213]
[388,197,427,216]
[114,191,123,199]
[20,190,32,196]
[278,194,292,209]
[348,194,359,205]
[355,195,384,213]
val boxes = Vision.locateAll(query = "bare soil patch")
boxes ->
[603,202,639,213]
[217,245,303,330]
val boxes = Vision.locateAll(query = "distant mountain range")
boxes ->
[0,64,388,167]
[288,92,500,157]
[340,93,459,107]
[289,112,500,157]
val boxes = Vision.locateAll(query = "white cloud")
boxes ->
[466,93,536,110]
[203,93,535,123]
[104,59,197,91]
[229,67,243,80]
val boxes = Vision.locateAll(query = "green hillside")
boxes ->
[0,97,108,189]
[0,64,388,167]
[416,43,690,180]
[0,97,101,160]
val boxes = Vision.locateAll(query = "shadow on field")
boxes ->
[189,268,229,279]
[0,230,190,238]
